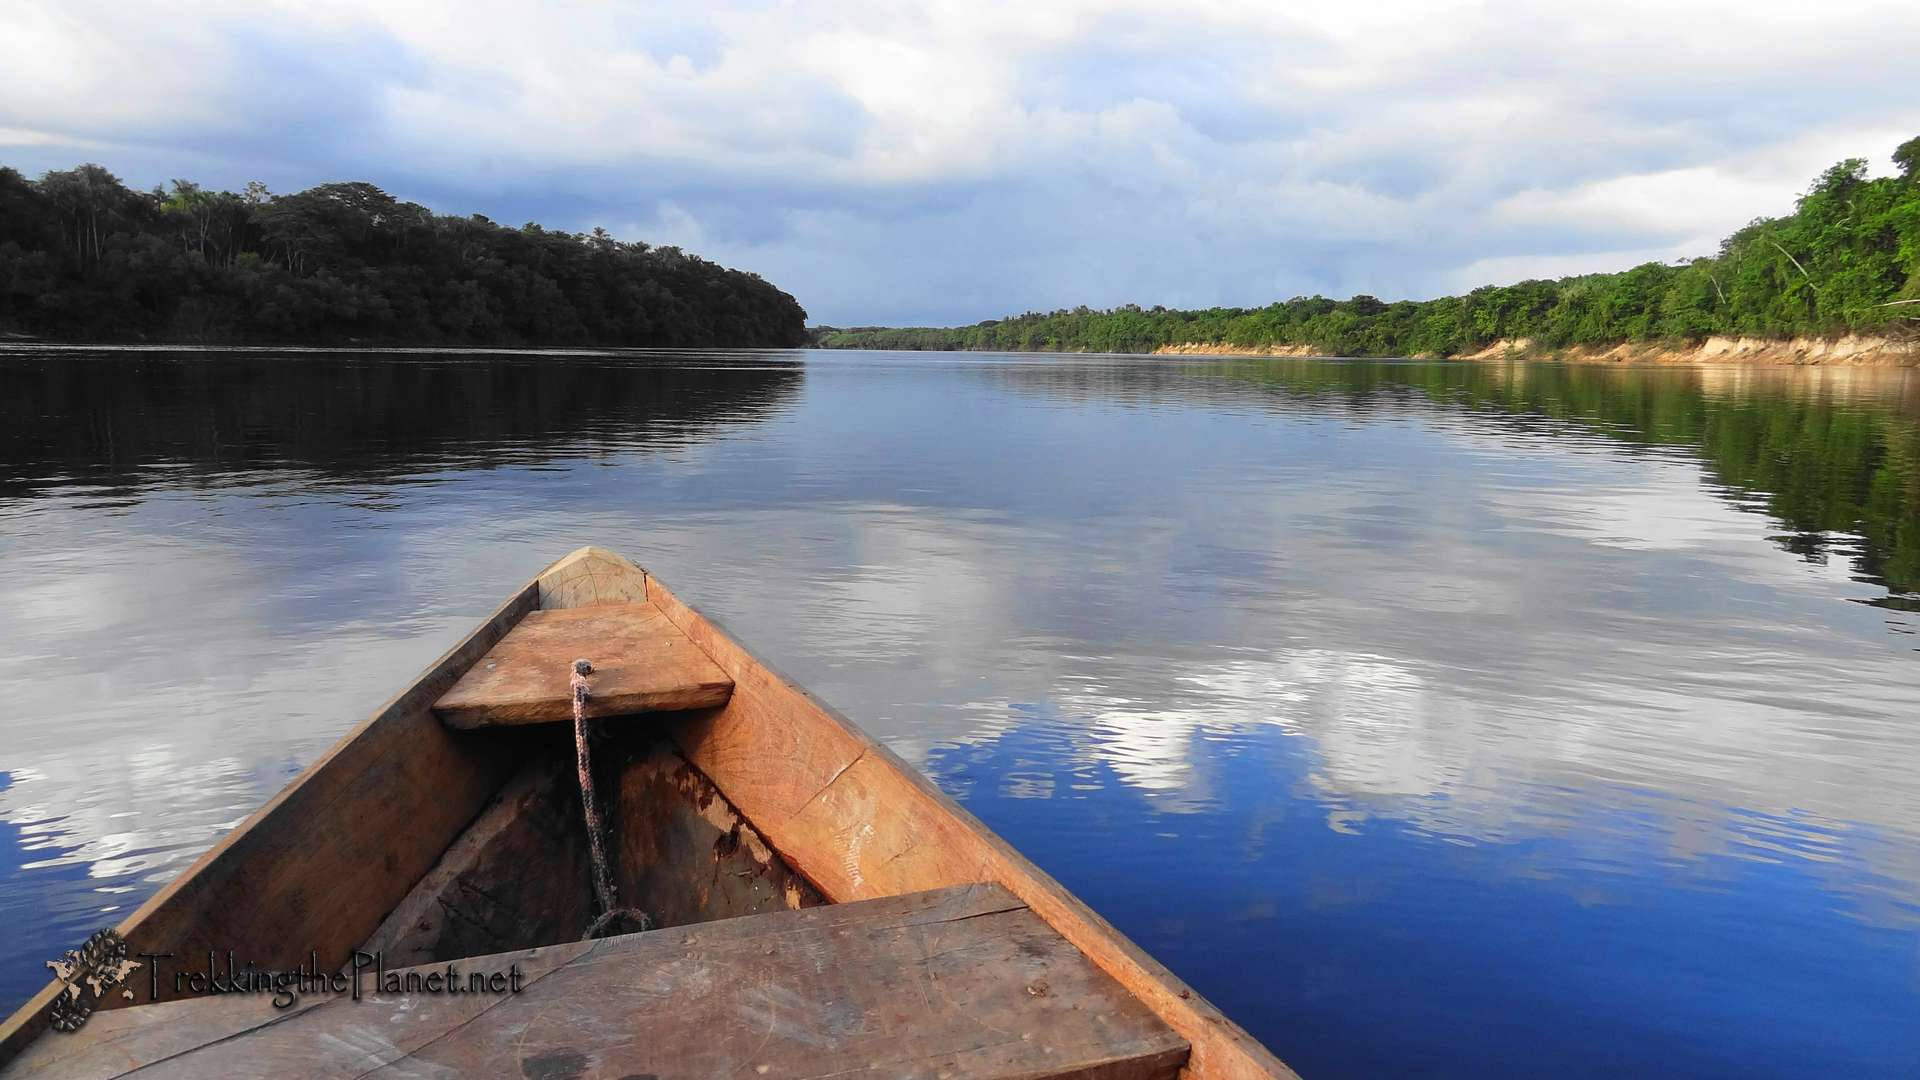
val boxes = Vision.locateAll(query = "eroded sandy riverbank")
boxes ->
[1153,334,1918,366]
[1152,342,1324,357]
[1451,335,1917,366]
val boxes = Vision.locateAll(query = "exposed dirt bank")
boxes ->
[1154,335,1918,366]
[1152,342,1323,357]
[1454,334,1917,366]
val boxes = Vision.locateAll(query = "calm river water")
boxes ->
[2,347,1917,1076]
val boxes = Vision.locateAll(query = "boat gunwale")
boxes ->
[0,546,1297,1079]
[633,550,1296,1080]
[0,580,541,1064]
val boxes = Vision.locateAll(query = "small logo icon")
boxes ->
[45,929,141,1033]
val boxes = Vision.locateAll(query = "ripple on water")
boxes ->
[2,348,1918,1076]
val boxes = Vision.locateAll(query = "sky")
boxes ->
[2,0,1917,327]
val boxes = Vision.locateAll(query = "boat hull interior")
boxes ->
[0,547,1298,1079]
[358,729,826,971]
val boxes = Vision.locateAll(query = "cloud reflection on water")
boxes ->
[2,349,1918,1074]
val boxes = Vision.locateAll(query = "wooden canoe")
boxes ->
[0,547,1297,1079]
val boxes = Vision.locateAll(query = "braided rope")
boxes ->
[570,659,652,939]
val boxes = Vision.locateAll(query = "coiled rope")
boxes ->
[570,658,652,939]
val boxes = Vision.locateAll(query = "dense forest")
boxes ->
[0,164,808,346]
[821,138,1920,356]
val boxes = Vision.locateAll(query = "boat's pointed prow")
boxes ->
[0,546,1298,1079]
[536,546,650,609]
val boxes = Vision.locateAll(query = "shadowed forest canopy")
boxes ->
[822,139,1920,357]
[0,165,808,346]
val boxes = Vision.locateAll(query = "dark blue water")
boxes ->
[2,348,1916,1076]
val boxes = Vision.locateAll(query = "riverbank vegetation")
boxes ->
[820,139,1920,357]
[0,165,808,346]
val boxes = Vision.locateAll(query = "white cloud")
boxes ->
[1,0,1916,322]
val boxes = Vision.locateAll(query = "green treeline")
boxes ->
[0,165,808,346]
[822,138,1920,356]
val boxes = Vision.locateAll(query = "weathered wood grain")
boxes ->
[0,547,1296,1078]
[356,750,592,967]
[434,603,734,727]
[5,886,1190,1080]
[653,587,872,830]
[611,739,825,928]
[535,546,650,610]
[649,575,1299,1080]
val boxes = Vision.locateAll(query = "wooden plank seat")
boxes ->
[5,884,1190,1080]
[434,602,734,727]
[0,548,1293,1077]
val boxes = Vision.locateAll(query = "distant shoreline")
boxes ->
[1,164,810,349]
[821,136,1920,363]
[1151,334,1919,367]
